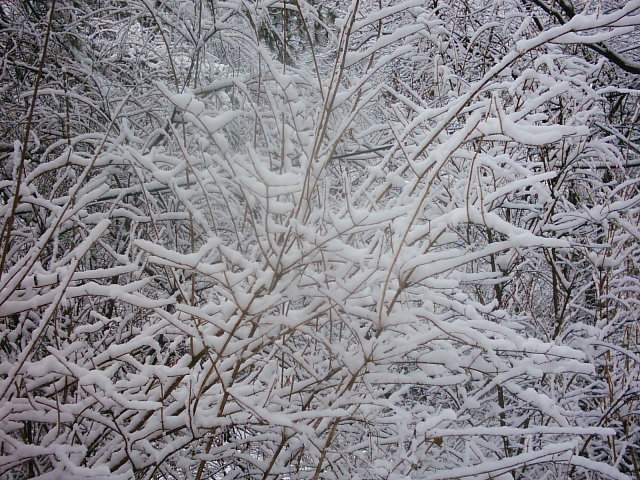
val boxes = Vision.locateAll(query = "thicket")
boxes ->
[0,0,638,478]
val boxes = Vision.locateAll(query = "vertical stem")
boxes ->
[0,0,57,278]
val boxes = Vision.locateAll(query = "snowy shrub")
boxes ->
[0,0,638,478]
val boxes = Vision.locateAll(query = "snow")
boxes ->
[2,0,639,478]
[421,443,577,479]
[570,456,633,480]
[193,110,240,134]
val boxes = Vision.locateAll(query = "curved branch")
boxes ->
[526,0,640,74]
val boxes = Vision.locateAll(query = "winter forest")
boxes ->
[1,0,640,478]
